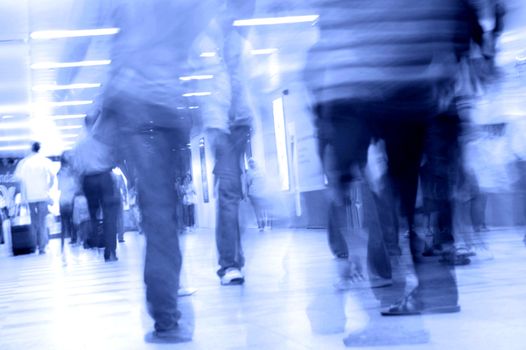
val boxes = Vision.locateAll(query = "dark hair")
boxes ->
[31,142,41,153]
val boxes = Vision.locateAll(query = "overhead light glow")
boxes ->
[251,48,278,55]
[40,100,93,108]
[0,135,31,142]
[233,15,319,27]
[32,83,101,92]
[0,145,31,151]
[182,92,211,97]
[30,28,120,40]
[200,52,217,58]
[62,134,80,139]
[0,122,30,130]
[0,104,30,114]
[51,114,87,120]
[31,60,111,70]
[2,115,15,119]
[179,75,214,81]
[273,97,289,191]
[188,106,199,110]
[57,125,83,130]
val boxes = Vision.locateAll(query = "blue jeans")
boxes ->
[212,126,249,277]
[29,201,48,252]
[103,95,191,332]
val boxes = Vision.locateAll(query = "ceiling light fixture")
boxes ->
[200,52,217,58]
[50,114,87,120]
[182,92,211,97]
[31,60,111,70]
[251,48,278,55]
[30,28,120,40]
[57,125,83,130]
[233,15,319,27]
[0,145,31,151]
[0,135,32,142]
[0,122,30,130]
[32,83,101,91]
[179,75,214,81]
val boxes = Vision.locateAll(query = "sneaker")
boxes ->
[177,287,197,297]
[220,268,245,285]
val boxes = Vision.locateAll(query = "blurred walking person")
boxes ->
[14,142,55,255]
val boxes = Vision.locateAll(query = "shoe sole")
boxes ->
[221,278,245,286]
[381,305,461,316]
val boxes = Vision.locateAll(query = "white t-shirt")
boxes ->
[15,153,55,203]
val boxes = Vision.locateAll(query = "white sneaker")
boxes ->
[220,268,245,285]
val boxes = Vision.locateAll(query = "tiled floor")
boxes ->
[1,226,526,349]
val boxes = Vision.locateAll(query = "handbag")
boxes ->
[11,203,31,227]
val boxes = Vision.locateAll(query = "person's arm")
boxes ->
[55,0,111,98]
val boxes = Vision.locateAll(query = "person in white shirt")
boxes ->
[14,142,55,254]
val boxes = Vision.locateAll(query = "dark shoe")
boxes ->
[118,238,125,243]
[104,253,118,262]
[438,248,471,266]
[69,240,77,245]
[144,327,192,344]
[381,290,460,316]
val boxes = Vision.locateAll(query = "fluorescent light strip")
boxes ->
[31,28,120,40]
[179,75,214,81]
[188,106,199,110]
[51,114,87,120]
[31,60,111,70]
[182,92,211,97]
[0,145,30,151]
[62,134,80,139]
[2,115,15,119]
[41,100,93,107]
[233,15,319,27]
[32,83,101,92]
[57,125,83,130]
[272,97,290,191]
[0,135,31,142]
[0,123,30,130]
[251,48,278,55]
[0,104,30,114]
[200,52,217,58]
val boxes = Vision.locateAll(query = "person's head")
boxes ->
[31,142,41,153]
[184,173,192,184]
[248,158,256,169]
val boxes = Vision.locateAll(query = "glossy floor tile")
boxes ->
[1,226,526,349]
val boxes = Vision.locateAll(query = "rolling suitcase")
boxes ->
[11,224,36,255]
[11,203,36,255]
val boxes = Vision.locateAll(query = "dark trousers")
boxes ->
[60,203,75,245]
[213,126,249,277]
[82,172,119,258]
[104,96,191,332]
[320,100,459,304]
[29,201,49,252]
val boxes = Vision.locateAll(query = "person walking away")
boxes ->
[72,112,120,262]
[57,151,80,248]
[14,142,55,255]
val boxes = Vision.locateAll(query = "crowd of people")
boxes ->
[1,0,522,345]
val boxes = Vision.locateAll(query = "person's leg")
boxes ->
[327,200,349,258]
[100,172,119,260]
[29,202,41,252]
[82,176,102,248]
[213,126,248,280]
[120,126,187,332]
[325,102,392,285]
[36,201,49,253]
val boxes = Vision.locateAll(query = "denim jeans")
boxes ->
[212,126,250,277]
[82,172,120,258]
[103,95,191,332]
[29,201,49,252]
